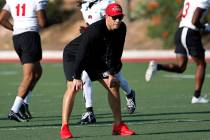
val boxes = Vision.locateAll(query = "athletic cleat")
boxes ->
[23,103,32,119]
[191,96,209,104]
[112,122,135,136]
[19,103,32,120]
[60,124,73,139]
[126,90,136,114]
[145,60,157,82]
[8,110,27,122]
[80,111,96,125]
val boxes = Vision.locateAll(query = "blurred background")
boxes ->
[0,0,210,51]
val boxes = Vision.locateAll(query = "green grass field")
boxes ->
[0,62,210,140]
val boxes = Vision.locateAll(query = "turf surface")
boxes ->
[0,62,210,140]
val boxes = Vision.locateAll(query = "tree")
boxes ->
[0,1,4,8]
[134,0,182,48]
[117,0,132,22]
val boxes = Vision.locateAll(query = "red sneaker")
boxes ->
[112,122,136,136]
[60,124,73,139]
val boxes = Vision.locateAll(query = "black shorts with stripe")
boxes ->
[13,31,42,64]
[175,27,205,57]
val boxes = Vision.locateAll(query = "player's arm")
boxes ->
[36,10,48,28]
[36,0,48,28]
[0,7,13,31]
[192,7,206,29]
[176,8,183,21]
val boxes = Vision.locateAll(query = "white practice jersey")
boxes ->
[3,0,48,35]
[179,0,210,30]
[81,0,115,25]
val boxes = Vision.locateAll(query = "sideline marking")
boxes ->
[164,74,210,79]
[0,119,208,131]
[1,50,210,63]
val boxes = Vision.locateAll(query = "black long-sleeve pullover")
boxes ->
[64,19,126,79]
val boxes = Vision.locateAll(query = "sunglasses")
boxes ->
[111,15,124,21]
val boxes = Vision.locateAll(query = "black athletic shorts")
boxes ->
[63,47,108,81]
[63,58,108,81]
[13,31,42,64]
[175,27,205,57]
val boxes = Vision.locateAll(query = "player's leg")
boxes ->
[99,78,135,136]
[28,62,42,91]
[157,54,188,73]
[82,71,93,111]
[60,81,75,139]
[190,55,208,103]
[189,47,208,103]
[19,32,42,120]
[9,63,35,122]
[145,55,188,81]
[60,48,79,139]
[115,71,132,94]
[115,71,136,114]
[186,28,208,103]
[20,62,42,119]
[81,71,96,124]
[146,28,188,82]
[18,63,35,100]
[99,78,121,122]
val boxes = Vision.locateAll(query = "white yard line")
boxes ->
[0,119,207,131]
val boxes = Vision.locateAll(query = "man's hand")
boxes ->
[108,75,120,88]
[73,79,83,91]
[176,8,183,21]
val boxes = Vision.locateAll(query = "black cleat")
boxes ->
[126,90,136,114]
[8,110,27,122]
[19,103,32,120]
[80,112,96,125]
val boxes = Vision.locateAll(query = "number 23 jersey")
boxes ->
[179,0,210,30]
[3,0,48,35]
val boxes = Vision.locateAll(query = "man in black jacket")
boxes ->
[60,3,135,139]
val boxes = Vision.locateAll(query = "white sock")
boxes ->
[11,96,23,113]
[23,91,32,104]
[82,71,93,108]
[115,71,132,96]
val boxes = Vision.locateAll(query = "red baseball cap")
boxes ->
[105,3,123,16]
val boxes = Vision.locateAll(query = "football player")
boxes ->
[145,0,210,104]
[0,0,48,122]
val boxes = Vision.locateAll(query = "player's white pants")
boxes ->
[82,71,93,108]
[115,71,132,96]
[82,70,132,108]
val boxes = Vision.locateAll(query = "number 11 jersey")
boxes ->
[3,0,48,35]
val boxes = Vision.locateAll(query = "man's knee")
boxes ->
[199,61,206,68]
[23,72,34,82]
[34,69,42,81]
[177,64,187,73]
